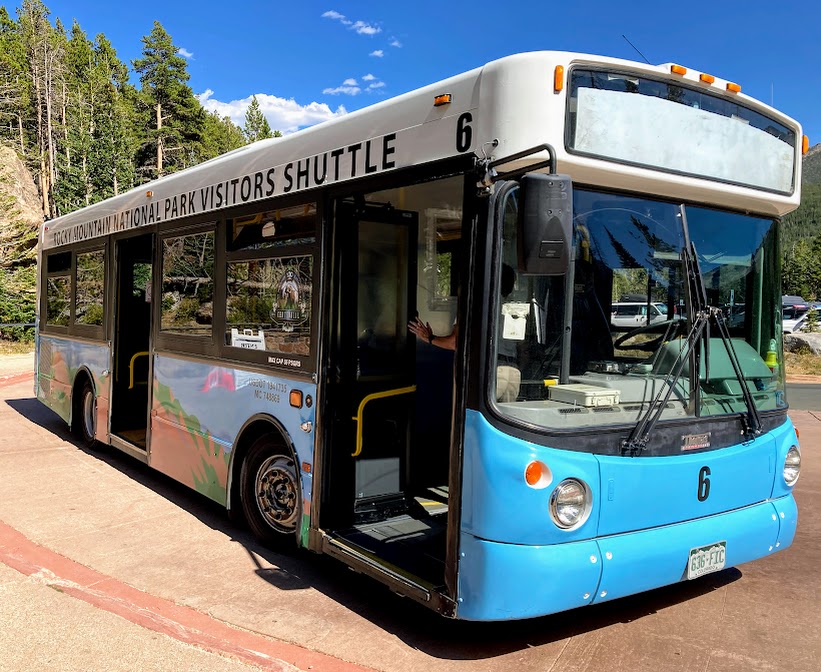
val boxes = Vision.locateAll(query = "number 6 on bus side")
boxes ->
[697,466,711,502]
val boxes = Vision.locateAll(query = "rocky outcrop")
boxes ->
[0,144,43,234]
[784,332,821,356]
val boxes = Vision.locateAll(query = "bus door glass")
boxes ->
[332,202,417,521]
[110,233,154,449]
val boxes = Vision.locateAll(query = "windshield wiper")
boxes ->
[622,241,761,456]
[710,305,763,438]
[621,301,710,456]
[684,231,762,439]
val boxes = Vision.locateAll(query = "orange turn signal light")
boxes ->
[726,82,741,93]
[554,65,565,92]
[145,190,153,198]
[434,93,452,107]
[802,135,810,155]
[524,460,552,489]
[289,389,303,408]
[699,73,715,84]
[525,461,543,486]
[671,64,687,75]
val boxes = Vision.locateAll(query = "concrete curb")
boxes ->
[0,371,32,387]
[0,520,377,672]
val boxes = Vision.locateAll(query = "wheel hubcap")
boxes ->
[254,456,298,531]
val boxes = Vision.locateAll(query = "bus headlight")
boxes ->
[549,478,591,529]
[784,446,801,486]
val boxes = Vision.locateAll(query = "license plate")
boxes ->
[687,541,726,580]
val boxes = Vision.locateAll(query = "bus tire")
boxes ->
[73,378,99,449]
[240,434,301,548]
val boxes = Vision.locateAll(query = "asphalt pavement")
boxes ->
[1,362,819,672]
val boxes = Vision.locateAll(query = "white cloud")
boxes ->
[362,73,376,81]
[350,20,381,35]
[367,81,385,90]
[323,10,381,35]
[322,84,361,96]
[177,47,194,59]
[389,39,402,48]
[342,78,358,86]
[370,50,384,58]
[197,89,347,134]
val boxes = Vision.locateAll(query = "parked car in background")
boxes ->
[611,301,668,330]
[786,305,821,334]
[783,297,810,334]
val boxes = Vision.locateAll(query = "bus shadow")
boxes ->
[6,394,742,661]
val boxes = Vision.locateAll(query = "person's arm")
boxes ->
[408,317,457,351]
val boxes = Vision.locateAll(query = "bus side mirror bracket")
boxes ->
[518,173,573,276]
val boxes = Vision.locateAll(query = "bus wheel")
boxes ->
[240,435,301,547]
[74,379,98,449]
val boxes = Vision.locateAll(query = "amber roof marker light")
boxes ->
[726,82,741,93]
[699,73,716,84]
[433,93,452,107]
[670,64,687,76]
[803,135,810,155]
[554,65,565,92]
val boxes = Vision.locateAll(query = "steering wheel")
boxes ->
[613,318,680,351]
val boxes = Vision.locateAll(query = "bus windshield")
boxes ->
[491,187,785,437]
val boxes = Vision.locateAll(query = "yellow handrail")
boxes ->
[351,385,416,457]
[128,351,150,390]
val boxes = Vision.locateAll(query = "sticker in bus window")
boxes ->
[502,303,529,341]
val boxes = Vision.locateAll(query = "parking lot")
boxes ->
[1,369,819,672]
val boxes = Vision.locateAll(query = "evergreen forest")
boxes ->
[0,0,279,340]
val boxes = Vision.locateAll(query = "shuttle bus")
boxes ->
[36,51,804,620]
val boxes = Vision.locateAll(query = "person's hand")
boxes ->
[407,316,432,343]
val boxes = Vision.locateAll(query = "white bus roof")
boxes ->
[43,51,802,250]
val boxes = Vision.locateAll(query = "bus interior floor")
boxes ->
[338,509,447,586]
[115,429,146,449]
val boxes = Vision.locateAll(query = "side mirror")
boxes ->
[518,173,573,275]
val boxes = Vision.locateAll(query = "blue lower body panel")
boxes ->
[457,494,796,621]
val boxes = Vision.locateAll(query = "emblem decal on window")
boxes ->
[682,432,711,451]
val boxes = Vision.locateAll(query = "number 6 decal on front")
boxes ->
[697,466,711,502]
[456,113,472,153]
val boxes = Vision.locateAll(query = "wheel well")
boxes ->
[228,418,292,514]
[70,369,93,432]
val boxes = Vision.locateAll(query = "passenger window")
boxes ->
[75,249,105,326]
[224,204,317,362]
[160,230,215,337]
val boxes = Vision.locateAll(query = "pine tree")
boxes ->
[0,7,29,151]
[244,95,272,143]
[18,0,64,218]
[201,110,246,158]
[90,34,136,198]
[133,21,203,179]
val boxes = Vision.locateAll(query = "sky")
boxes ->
[27,1,821,144]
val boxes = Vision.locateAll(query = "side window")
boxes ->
[160,230,215,337]
[226,256,313,355]
[224,204,316,368]
[45,252,71,328]
[75,249,105,326]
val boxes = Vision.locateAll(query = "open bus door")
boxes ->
[109,233,154,451]
[326,201,418,524]
[323,199,461,598]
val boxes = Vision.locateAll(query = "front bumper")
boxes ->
[456,494,797,621]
